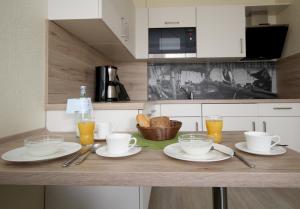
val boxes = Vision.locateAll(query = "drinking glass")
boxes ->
[78,118,95,145]
[205,116,223,143]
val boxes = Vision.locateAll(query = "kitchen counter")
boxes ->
[45,99,300,110]
[0,131,300,187]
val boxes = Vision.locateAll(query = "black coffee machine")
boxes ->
[95,66,130,102]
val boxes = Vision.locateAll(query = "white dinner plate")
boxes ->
[235,142,287,156]
[96,145,142,158]
[1,142,82,162]
[163,143,234,162]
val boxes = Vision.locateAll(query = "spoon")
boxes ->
[75,144,102,165]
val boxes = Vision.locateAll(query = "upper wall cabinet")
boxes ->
[48,0,100,20]
[197,6,246,58]
[135,8,149,59]
[48,0,135,61]
[149,7,196,28]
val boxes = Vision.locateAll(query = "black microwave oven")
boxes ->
[148,27,196,58]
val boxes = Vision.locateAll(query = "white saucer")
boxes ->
[235,142,287,156]
[1,142,82,162]
[95,146,142,158]
[94,134,106,141]
[163,143,233,162]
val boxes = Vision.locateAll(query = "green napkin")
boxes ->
[132,132,181,150]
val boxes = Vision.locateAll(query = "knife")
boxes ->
[62,145,91,167]
[212,145,255,168]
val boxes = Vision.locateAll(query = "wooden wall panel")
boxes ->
[116,62,148,101]
[48,21,111,104]
[277,53,300,99]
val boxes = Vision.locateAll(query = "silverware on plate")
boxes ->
[62,145,91,167]
[211,146,255,168]
[75,144,102,165]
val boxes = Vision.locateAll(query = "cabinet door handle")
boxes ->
[164,21,180,25]
[273,107,293,110]
[252,121,256,131]
[195,122,199,132]
[121,17,129,41]
[263,121,267,132]
[240,38,244,54]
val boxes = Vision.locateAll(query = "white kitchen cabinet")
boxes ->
[48,0,136,58]
[197,5,246,58]
[161,104,202,117]
[203,116,257,132]
[257,117,300,152]
[258,103,300,117]
[102,0,135,54]
[257,103,300,152]
[46,110,138,132]
[160,104,202,131]
[202,104,258,131]
[135,8,149,59]
[48,0,100,20]
[171,117,202,131]
[149,7,196,28]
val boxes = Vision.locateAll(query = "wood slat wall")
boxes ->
[116,62,148,101]
[48,21,148,104]
[277,53,300,99]
[48,21,112,104]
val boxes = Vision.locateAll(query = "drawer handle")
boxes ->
[252,121,256,131]
[273,107,293,110]
[164,21,180,25]
[240,38,244,54]
[263,121,267,132]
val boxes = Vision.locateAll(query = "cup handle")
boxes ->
[129,137,137,150]
[270,135,281,148]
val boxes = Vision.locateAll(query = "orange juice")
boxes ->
[78,121,95,145]
[206,116,223,143]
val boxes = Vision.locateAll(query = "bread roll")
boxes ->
[150,116,170,128]
[136,114,150,127]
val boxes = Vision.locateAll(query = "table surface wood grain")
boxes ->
[0,131,300,188]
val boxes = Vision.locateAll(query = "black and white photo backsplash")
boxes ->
[148,62,277,100]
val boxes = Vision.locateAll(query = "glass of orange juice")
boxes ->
[206,116,223,144]
[78,118,95,146]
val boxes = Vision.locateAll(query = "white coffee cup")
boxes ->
[95,122,111,139]
[106,133,137,154]
[244,131,281,152]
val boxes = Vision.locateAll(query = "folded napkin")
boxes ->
[132,132,180,150]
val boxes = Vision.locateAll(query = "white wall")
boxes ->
[0,0,46,138]
[277,0,300,57]
[0,0,47,209]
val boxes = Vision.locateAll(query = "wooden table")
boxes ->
[1,131,300,209]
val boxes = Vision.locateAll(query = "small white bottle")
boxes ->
[75,86,93,137]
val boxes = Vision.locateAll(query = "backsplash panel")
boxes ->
[148,62,276,100]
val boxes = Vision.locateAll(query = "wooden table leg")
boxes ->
[212,187,228,209]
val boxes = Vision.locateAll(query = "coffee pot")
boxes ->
[95,66,130,102]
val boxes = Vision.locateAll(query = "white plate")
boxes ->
[163,143,233,162]
[235,142,287,156]
[1,142,81,162]
[96,145,142,158]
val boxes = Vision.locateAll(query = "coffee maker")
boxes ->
[95,66,130,102]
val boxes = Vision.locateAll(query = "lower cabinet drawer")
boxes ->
[202,104,258,117]
[258,103,300,116]
[161,104,202,117]
[171,117,202,132]
[203,116,258,131]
